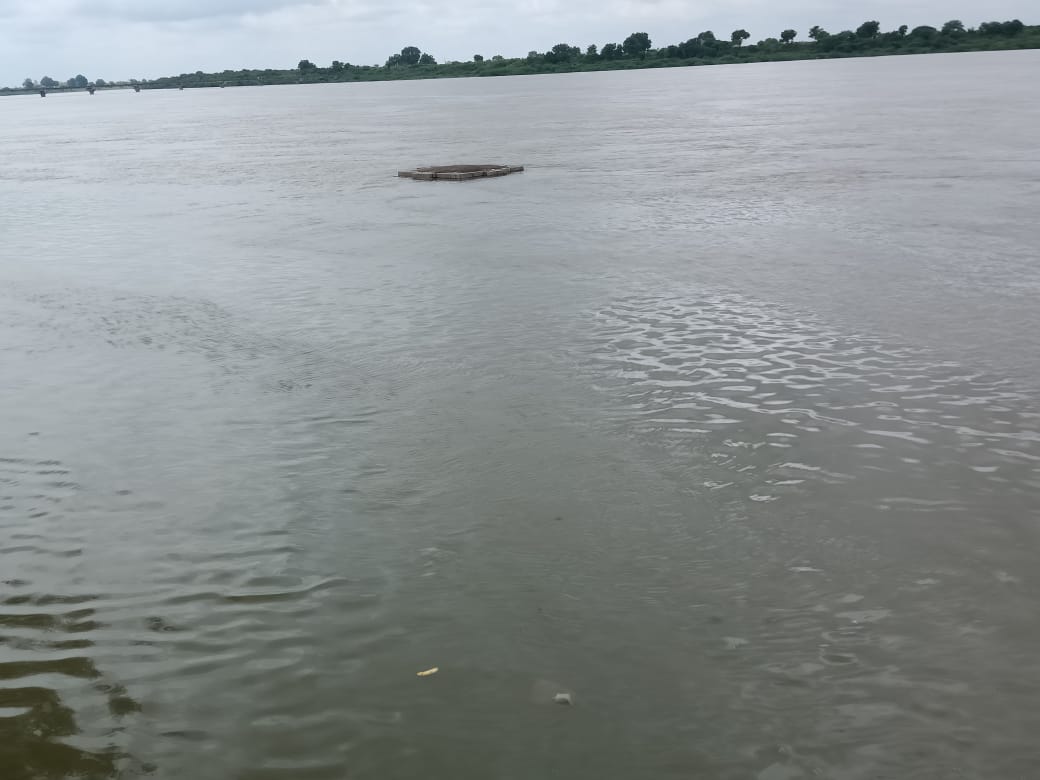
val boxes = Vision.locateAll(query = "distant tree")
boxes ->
[66,77,77,87]
[780,29,798,44]
[941,20,965,35]
[808,25,829,40]
[330,60,344,71]
[984,19,1025,35]
[857,20,881,38]
[297,59,316,71]
[731,29,750,46]
[385,53,403,66]
[758,37,781,49]
[74,74,88,87]
[585,44,598,59]
[473,54,484,62]
[909,25,939,40]
[601,42,620,59]
[547,43,579,62]
[526,50,542,63]
[40,76,58,87]
[622,32,652,58]
[898,25,909,36]
[23,78,34,89]
[492,55,504,61]
[400,46,422,65]
[698,30,716,44]
[95,78,106,87]
[418,53,436,65]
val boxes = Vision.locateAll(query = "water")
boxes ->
[2,50,1040,779]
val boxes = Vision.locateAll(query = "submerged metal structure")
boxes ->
[397,164,524,181]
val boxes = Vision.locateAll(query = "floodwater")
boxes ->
[2,50,1040,779]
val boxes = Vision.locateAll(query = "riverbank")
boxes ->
[4,20,1037,94]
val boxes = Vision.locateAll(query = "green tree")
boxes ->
[330,60,344,71]
[780,29,797,44]
[982,19,1025,35]
[66,77,77,87]
[601,42,619,59]
[74,74,88,87]
[95,78,107,87]
[297,59,316,71]
[698,30,716,44]
[898,25,908,36]
[40,76,58,87]
[23,78,34,89]
[418,53,436,65]
[809,25,829,40]
[585,44,598,59]
[909,25,938,40]
[941,20,964,35]
[857,20,881,38]
[548,43,579,62]
[473,54,484,62]
[731,29,750,46]
[622,31,652,58]
[400,46,422,65]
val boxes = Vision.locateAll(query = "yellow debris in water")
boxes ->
[417,667,439,677]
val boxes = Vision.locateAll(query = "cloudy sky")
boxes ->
[1,0,1035,85]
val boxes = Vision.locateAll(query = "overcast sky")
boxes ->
[1,0,1035,85]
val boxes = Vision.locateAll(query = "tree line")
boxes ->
[19,74,105,89]
[501,18,1033,65]
[296,17,1037,82]
[10,16,1034,93]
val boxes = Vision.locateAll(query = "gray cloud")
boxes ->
[73,0,321,22]
[2,0,1036,85]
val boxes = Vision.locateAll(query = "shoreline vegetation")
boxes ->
[3,18,1037,95]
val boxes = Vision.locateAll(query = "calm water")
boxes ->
[2,51,1040,779]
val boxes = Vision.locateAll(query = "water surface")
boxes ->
[2,51,1040,779]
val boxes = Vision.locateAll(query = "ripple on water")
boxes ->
[0,456,148,778]
[0,444,382,780]
[587,292,1040,508]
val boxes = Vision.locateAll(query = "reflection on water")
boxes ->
[0,459,141,780]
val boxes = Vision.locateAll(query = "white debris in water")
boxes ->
[837,609,891,624]
[553,693,573,706]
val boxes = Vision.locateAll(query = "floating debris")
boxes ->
[553,692,573,706]
[416,667,439,677]
[398,164,524,181]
